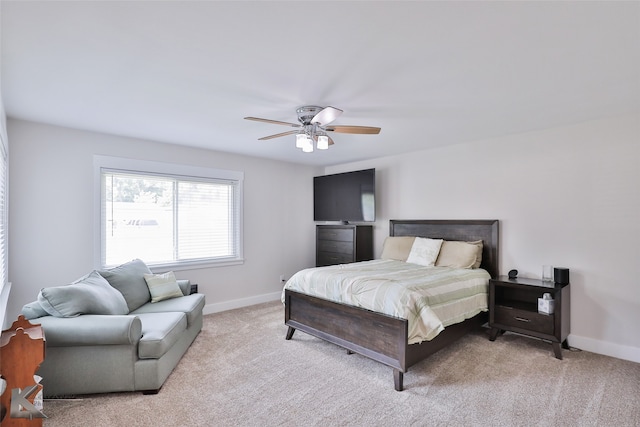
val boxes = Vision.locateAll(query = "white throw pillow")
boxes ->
[143,271,184,303]
[405,237,443,266]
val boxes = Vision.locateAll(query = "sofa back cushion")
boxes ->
[99,259,152,312]
[37,270,129,317]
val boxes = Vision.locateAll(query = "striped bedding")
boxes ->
[282,259,490,344]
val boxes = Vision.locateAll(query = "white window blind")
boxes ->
[96,157,243,269]
[0,140,7,290]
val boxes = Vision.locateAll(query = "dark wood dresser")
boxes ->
[316,224,373,267]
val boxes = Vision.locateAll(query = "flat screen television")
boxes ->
[313,168,375,223]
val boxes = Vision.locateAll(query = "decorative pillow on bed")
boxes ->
[143,271,184,303]
[435,240,479,269]
[405,237,443,266]
[380,236,416,261]
[37,270,130,318]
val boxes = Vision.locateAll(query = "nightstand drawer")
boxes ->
[318,240,354,255]
[317,228,354,242]
[493,305,554,335]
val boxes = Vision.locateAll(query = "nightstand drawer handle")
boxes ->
[514,317,531,323]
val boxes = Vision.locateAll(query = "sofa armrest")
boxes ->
[33,315,142,347]
[177,279,191,296]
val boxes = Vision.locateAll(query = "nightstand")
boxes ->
[489,276,570,359]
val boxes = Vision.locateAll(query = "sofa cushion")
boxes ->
[99,259,152,312]
[37,270,129,317]
[136,312,187,359]
[36,314,142,347]
[143,271,184,303]
[131,293,205,327]
[177,279,190,296]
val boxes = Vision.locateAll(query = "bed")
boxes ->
[283,219,499,391]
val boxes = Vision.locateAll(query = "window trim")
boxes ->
[94,155,244,271]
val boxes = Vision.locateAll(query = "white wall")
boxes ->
[6,119,320,322]
[326,113,640,363]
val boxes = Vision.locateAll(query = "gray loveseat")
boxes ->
[20,259,205,397]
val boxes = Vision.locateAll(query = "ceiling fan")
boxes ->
[244,106,381,152]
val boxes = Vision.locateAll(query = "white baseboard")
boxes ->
[569,333,640,364]
[202,291,282,315]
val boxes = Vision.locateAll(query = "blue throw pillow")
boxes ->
[21,300,49,320]
[98,259,152,312]
[37,270,129,317]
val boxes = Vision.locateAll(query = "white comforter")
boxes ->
[282,259,490,344]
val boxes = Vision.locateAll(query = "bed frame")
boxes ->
[284,219,499,391]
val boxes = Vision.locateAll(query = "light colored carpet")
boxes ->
[43,301,640,426]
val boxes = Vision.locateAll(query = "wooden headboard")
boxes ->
[389,219,499,278]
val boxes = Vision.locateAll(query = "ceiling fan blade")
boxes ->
[326,125,381,135]
[310,106,343,126]
[245,117,301,128]
[258,130,299,140]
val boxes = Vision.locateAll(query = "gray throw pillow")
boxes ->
[21,300,50,320]
[98,259,152,312]
[37,270,129,317]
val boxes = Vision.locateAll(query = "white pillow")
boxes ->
[406,237,443,266]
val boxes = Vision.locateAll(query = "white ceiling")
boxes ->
[2,1,639,167]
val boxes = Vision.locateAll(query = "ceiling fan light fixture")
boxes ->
[302,139,314,153]
[295,133,308,148]
[317,135,329,150]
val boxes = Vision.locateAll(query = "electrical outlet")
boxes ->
[280,274,286,283]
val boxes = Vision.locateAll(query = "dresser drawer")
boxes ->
[317,252,354,266]
[317,227,354,242]
[318,240,354,255]
[493,305,554,335]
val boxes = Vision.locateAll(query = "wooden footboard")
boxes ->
[284,289,487,391]
[284,289,408,372]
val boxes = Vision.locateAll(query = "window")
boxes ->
[0,109,8,327]
[0,124,7,297]
[95,156,243,269]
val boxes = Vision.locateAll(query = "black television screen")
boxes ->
[314,168,375,222]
